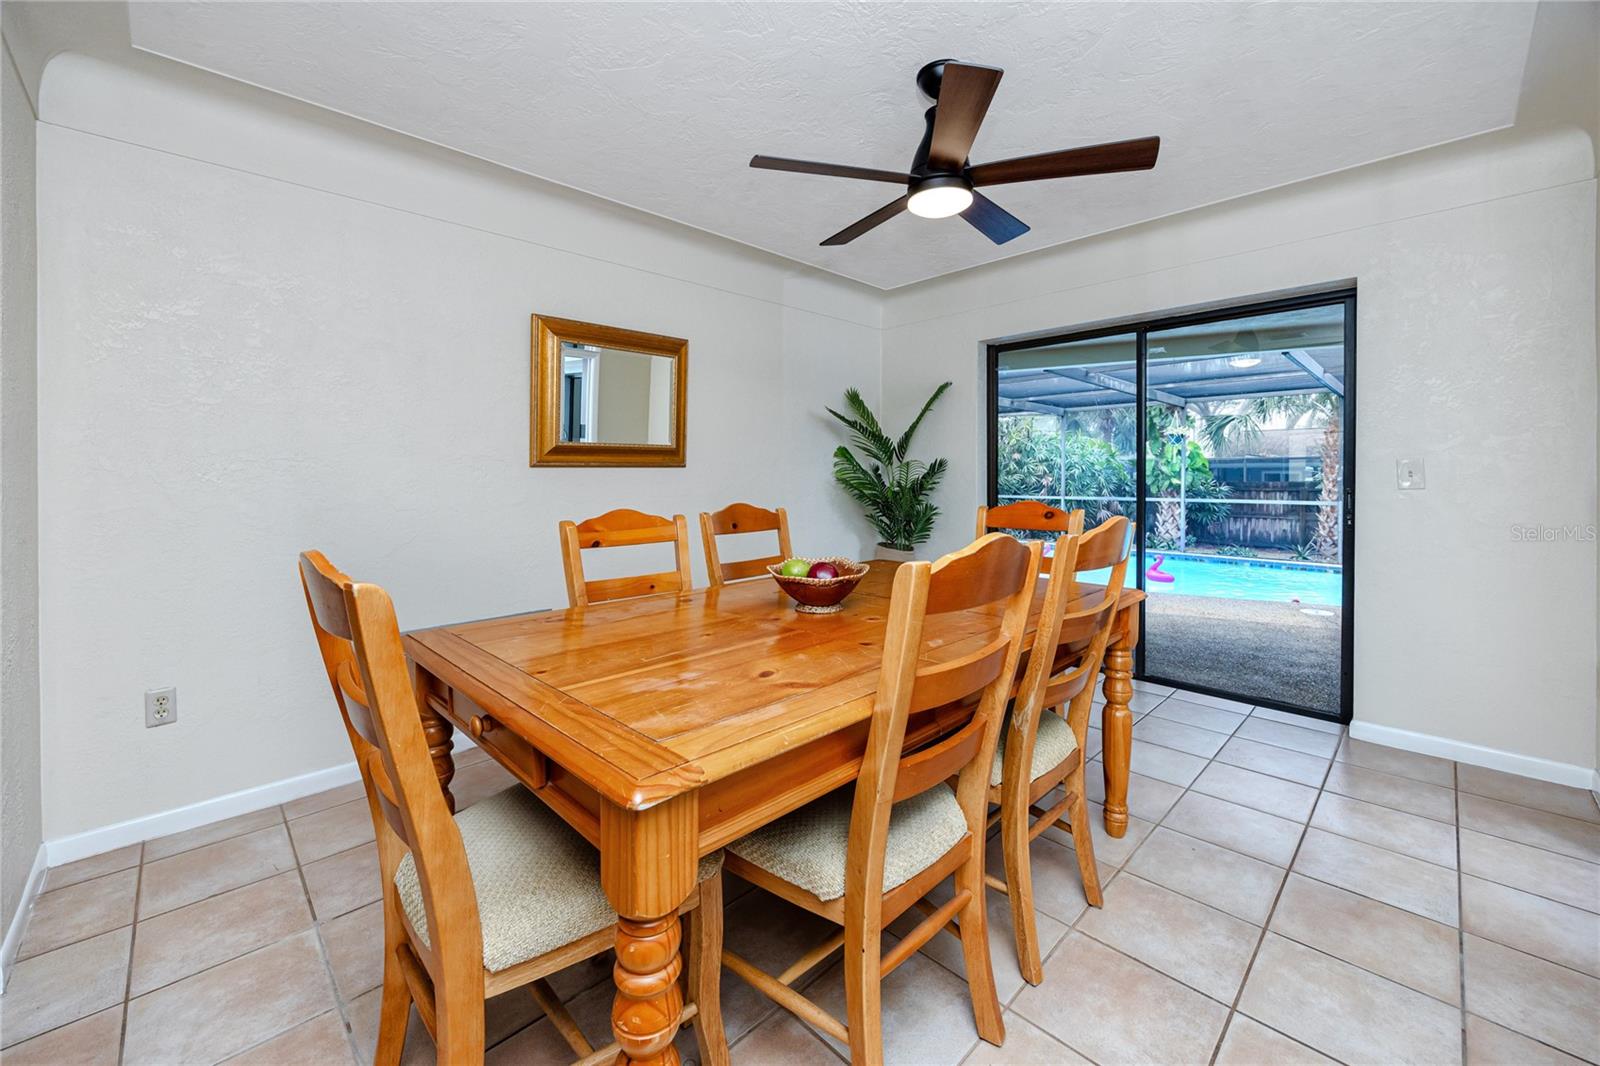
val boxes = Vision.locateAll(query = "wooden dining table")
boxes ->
[402,561,1143,1065]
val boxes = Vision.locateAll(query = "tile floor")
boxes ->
[3,684,1598,1065]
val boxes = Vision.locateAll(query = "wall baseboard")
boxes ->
[44,760,363,867]
[1,843,49,990]
[1348,721,1597,790]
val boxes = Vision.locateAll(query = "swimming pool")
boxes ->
[1080,552,1343,606]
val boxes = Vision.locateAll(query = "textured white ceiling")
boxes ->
[127,2,1537,289]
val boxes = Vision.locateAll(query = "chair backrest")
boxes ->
[846,534,1041,906]
[699,503,793,586]
[299,552,483,990]
[558,508,693,607]
[976,500,1085,539]
[1009,516,1134,761]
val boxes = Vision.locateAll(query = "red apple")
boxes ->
[807,561,839,580]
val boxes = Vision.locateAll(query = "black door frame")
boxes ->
[986,287,1356,725]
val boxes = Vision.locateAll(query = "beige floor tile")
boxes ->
[17,868,138,960]
[1191,762,1319,822]
[351,984,552,1065]
[455,741,492,767]
[1459,828,1600,913]
[1122,689,1172,715]
[0,927,131,1048]
[1465,1014,1589,1066]
[144,807,284,862]
[1311,791,1459,868]
[1464,934,1600,1062]
[131,869,313,996]
[1293,828,1459,925]
[1270,873,1460,1005]
[961,1013,1091,1065]
[1239,934,1463,1066]
[303,842,381,920]
[138,824,297,919]
[224,1010,357,1065]
[346,994,435,1066]
[1215,1014,1338,1065]
[807,945,982,1066]
[1338,737,1456,787]
[1323,761,1457,823]
[1462,875,1600,977]
[720,889,854,1044]
[1250,706,1343,735]
[983,832,1110,926]
[1214,736,1331,787]
[1077,874,1259,1001]
[288,799,376,864]
[890,867,1068,1004]
[322,899,386,999]
[1012,932,1229,1066]
[1041,800,1152,868]
[1125,739,1209,786]
[451,761,520,809]
[1459,794,1600,864]
[0,1004,122,1066]
[1235,717,1341,757]
[42,845,141,893]
[1162,790,1304,866]
[1133,679,1177,697]
[1148,697,1246,734]
[1084,727,1102,760]
[122,930,337,1065]
[1125,827,1284,924]
[1085,766,1185,823]
[1457,765,1600,824]
[282,779,367,821]
[726,1010,849,1065]
[1132,715,1229,757]
[1170,690,1253,713]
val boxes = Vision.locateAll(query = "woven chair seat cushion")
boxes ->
[990,710,1079,787]
[396,786,721,973]
[727,783,968,902]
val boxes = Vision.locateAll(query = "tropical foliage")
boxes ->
[827,383,952,551]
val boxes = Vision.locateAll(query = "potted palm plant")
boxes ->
[826,382,952,560]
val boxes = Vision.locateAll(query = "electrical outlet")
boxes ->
[146,687,177,728]
[1396,457,1426,490]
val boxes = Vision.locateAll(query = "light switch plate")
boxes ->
[1396,458,1426,490]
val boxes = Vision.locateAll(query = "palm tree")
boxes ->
[1196,393,1343,559]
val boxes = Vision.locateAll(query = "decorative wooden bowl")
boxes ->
[767,557,869,614]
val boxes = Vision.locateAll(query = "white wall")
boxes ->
[880,126,1598,771]
[1,36,43,943]
[34,53,884,839]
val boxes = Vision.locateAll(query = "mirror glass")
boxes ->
[558,342,678,446]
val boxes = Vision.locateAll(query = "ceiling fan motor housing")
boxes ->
[916,59,957,100]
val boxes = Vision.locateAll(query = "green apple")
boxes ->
[779,558,812,578]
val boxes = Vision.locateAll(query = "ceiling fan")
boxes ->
[750,59,1161,247]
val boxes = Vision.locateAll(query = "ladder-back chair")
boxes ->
[976,500,1085,540]
[699,503,793,586]
[558,508,693,608]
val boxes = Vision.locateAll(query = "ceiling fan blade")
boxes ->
[927,62,1003,170]
[961,192,1030,245]
[967,136,1161,186]
[820,195,909,246]
[750,155,911,184]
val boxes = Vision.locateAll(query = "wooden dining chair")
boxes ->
[976,499,1085,539]
[558,508,693,608]
[699,502,793,586]
[720,533,1042,1065]
[987,515,1133,985]
[298,551,727,1065]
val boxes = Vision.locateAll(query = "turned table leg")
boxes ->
[412,664,458,812]
[602,795,698,1066]
[1099,606,1140,838]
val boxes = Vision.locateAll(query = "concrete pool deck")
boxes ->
[1142,593,1341,715]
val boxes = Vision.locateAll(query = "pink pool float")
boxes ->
[1147,553,1176,583]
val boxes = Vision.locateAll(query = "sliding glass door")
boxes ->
[988,291,1355,723]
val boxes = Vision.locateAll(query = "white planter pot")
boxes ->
[873,545,919,563]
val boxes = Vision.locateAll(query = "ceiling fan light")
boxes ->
[907,178,974,219]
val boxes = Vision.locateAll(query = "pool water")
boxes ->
[1080,552,1343,607]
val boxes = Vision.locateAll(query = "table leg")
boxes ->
[601,795,698,1066]
[1099,607,1139,838]
[412,665,457,812]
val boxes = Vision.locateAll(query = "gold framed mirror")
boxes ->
[530,315,687,467]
